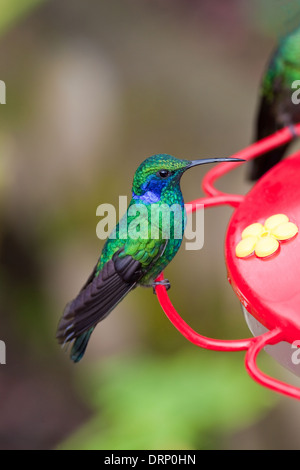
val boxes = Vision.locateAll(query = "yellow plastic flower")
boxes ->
[236,214,298,259]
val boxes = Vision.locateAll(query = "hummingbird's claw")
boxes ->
[152,279,171,294]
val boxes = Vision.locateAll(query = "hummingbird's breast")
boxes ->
[138,236,183,286]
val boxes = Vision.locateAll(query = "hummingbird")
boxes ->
[248,25,300,181]
[56,154,243,362]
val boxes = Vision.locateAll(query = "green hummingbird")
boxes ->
[56,154,243,362]
[248,25,300,181]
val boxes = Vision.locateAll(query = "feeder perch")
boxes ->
[156,124,300,400]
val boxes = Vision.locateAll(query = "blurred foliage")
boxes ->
[59,351,276,450]
[252,0,300,35]
[1,0,300,450]
[0,0,45,36]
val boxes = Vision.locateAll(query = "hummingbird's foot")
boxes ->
[152,279,171,294]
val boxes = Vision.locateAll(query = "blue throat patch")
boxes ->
[132,176,167,204]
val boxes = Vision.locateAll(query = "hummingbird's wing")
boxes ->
[56,249,144,345]
[248,92,290,181]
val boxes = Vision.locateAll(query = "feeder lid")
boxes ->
[226,152,300,346]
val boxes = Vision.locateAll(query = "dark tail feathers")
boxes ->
[70,328,94,363]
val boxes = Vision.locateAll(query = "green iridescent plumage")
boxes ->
[56,153,242,362]
[249,25,300,181]
[96,155,189,283]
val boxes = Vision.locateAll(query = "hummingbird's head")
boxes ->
[132,154,243,203]
[132,154,189,201]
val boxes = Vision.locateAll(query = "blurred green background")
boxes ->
[1,0,300,450]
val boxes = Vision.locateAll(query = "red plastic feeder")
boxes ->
[156,124,300,400]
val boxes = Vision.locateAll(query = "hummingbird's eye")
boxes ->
[157,169,171,179]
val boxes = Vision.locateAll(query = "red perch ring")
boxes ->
[156,124,300,400]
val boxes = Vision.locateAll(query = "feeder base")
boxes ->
[242,305,300,378]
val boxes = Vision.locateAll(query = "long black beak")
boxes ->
[186,157,244,169]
